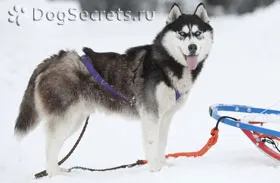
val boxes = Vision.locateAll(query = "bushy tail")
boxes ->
[14,74,39,139]
[14,58,51,138]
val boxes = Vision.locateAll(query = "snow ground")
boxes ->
[1,1,280,183]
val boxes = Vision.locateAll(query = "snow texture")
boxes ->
[1,1,280,183]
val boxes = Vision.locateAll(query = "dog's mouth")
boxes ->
[184,55,198,71]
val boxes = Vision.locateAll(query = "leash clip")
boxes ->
[210,128,219,136]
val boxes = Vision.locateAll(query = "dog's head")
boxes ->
[155,3,213,70]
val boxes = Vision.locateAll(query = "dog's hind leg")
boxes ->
[45,121,67,177]
[45,110,86,177]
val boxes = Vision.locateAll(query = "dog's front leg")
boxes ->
[158,95,187,164]
[139,82,177,172]
[158,108,176,165]
[140,112,162,172]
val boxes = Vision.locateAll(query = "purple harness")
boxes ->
[81,55,181,103]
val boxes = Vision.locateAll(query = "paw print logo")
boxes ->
[8,5,25,26]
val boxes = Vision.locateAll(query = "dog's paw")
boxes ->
[160,156,175,167]
[47,167,69,177]
[148,160,163,172]
[47,169,60,178]
[160,159,174,167]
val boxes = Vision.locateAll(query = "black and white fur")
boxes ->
[14,3,213,177]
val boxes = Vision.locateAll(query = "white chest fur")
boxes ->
[171,68,193,97]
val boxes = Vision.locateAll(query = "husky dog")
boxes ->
[14,3,213,177]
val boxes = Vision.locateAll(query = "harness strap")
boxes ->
[81,55,181,102]
[81,55,130,103]
[175,90,181,100]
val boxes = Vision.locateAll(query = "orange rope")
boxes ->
[141,128,219,164]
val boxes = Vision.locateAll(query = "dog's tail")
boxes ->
[14,71,40,139]
[14,58,51,139]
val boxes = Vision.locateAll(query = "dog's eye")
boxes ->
[178,31,187,37]
[194,31,202,37]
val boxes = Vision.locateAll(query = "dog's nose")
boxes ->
[188,44,197,54]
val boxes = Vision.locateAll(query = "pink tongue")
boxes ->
[186,56,198,70]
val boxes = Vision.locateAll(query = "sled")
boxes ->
[210,104,280,161]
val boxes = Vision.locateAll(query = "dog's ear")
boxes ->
[166,3,182,24]
[194,3,209,23]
